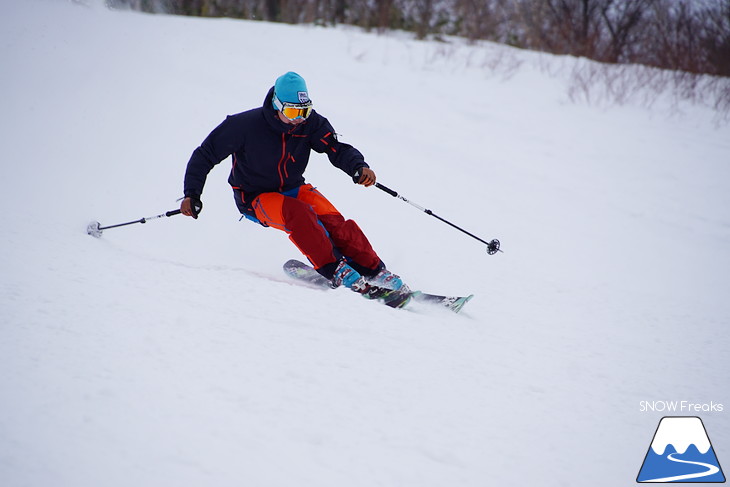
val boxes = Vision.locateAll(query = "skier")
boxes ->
[180,71,407,294]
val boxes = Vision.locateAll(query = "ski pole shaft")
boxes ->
[97,209,181,231]
[374,182,501,254]
[87,209,181,238]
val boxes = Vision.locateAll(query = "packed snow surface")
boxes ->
[1,1,729,486]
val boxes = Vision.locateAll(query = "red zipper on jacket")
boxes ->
[278,128,304,191]
[277,133,287,191]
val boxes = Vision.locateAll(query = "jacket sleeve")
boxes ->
[309,115,368,178]
[183,115,245,197]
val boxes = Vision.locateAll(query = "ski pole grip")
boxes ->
[166,209,182,217]
[375,183,398,198]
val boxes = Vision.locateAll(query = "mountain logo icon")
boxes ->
[637,416,726,483]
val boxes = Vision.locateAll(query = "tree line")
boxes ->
[108,0,730,78]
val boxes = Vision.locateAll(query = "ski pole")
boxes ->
[374,182,501,255]
[87,209,181,238]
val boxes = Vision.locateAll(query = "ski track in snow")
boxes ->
[2,1,729,487]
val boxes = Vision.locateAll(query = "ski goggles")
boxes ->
[273,97,313,121]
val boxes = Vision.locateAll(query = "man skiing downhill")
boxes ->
[180,71,406,295]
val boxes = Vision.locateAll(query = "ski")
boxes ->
[410,291,474,314]
[283,259,473,313]
[282,259,411,309]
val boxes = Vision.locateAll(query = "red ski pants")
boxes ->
[250,184,381,272]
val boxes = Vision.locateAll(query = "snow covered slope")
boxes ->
[1,1,728,486]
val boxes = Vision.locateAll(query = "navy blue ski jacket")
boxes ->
[183,87,369,210]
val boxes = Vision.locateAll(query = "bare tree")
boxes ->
[599,0,653,63]
[453,0,502,43]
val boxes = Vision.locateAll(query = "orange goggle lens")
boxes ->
[281,105,312,120]
[274,96,313,120]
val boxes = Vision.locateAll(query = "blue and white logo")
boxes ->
[637,416,725,483]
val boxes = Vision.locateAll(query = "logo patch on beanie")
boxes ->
[298,91,310,103]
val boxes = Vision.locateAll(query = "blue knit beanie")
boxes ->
[273,71,310,105]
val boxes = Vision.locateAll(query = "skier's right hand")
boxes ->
[181,196,203,219]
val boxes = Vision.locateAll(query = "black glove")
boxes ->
[186,195,203,219]
[352,167,375,186]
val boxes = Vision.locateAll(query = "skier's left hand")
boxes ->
[355,167,376,187]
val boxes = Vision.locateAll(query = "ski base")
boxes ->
[283,259,473,313]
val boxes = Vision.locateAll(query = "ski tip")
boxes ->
[448,294,475,314]
[450,299,469,313]
[408,291,474,313]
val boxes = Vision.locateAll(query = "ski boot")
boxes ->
[331,260,411,309]
[365,268,410,293]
